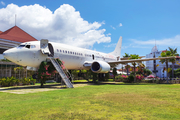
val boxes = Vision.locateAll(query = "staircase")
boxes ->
[49,57,74,88]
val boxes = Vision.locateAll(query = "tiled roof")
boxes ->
[0,26,37,43]
[162,50,167,52]
[0,31,2,34]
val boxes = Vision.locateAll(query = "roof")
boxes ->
[151,45,158,52]
[0,31,2,34]
[162,50,167,53]
[0,26,37,43]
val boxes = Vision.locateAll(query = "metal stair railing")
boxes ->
[49,57,74,88]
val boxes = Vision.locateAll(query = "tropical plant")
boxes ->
[112,68,117,81]
[159,50,171,83]
[168,47,179,78]
[123,53,131,75]
[129,54,140,82]
[143,68,152,76]
[174,68,180,77]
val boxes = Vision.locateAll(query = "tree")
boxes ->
[123,53,131,75]
[129,54,140,82]
[159,50,171,83]
[143,68,152,76]
[174,68,180,77]
[168,47,179,78]
[37,61,56,87]
[112,68,117,81]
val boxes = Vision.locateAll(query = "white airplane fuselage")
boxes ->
[3,41,117,70]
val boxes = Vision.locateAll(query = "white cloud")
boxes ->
[0,3,111,48]
[131,35,180,46]
[119,23,122,27]
[110,25,116,30]
[110,23,122,30]
[1,1,5,6]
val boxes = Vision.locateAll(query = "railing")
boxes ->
[49,57,74,88]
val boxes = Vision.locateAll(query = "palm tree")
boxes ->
[123,53,130,75]
[129,54,140,82]
[168,47,179,78]
[159,50,171,83]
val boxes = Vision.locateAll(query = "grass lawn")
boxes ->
[0,83,180,120]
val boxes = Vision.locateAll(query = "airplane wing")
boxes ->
[108,56,176,65]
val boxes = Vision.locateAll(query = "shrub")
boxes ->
[115,75,128,82]
[0,77,36,87]
[136,74,144,82]
[127,75,134,83]
[0,78,9,87]
[30,76,36,85]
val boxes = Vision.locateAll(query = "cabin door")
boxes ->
[40,39,54,57]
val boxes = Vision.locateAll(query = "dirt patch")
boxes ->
[0,83,91,94]
[0,88,58,94]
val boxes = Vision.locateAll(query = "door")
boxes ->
[48,43,54,57]
[40,39,54,57]
[40,39,50,55]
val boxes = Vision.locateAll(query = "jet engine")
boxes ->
[91,61,110,73]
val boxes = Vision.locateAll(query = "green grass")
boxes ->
[0,83,180,120]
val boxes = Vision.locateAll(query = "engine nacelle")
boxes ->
[91,61,110,73]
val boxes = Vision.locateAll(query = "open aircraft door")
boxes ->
[40,39,54,57]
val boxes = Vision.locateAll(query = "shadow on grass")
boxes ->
[0,83,64,91]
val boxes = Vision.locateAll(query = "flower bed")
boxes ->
[115,75,128,82]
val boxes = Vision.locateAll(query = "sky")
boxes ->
[0,0,180,58]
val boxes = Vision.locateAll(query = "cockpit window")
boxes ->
[25,45,30,49]
[18,45,25,47]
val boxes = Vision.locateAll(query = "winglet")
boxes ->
[109,36,122,57]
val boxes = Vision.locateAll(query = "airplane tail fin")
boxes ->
[109,36,122,57]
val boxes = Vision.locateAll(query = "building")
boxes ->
[146,46,180,78]
[0,26,38,77]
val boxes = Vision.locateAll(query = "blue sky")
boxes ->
[0,0,180,57]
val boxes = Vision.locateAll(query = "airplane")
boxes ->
[2,36,175,73]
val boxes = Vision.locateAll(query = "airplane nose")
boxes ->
[3,49,17,61]
[3,50,9,59]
